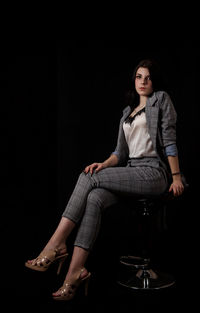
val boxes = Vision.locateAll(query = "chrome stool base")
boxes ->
[117,266,175,290]
[117,197,176,290]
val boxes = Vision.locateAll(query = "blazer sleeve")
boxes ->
[111,108,129,165]
[159,92,177,148]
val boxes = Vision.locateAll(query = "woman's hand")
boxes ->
[83,155,118,175]
[83,162,106,175]
[169,177,184,197]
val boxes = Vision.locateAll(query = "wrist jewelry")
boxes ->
[172,172,181,176]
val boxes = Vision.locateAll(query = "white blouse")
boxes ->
[123,110,157,158]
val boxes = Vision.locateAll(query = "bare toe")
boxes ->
[26,259,34,264]
[52,290,61,297]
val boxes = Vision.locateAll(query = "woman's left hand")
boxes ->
[169,178,184,197]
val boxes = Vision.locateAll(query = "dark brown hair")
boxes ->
[125,59,164,110]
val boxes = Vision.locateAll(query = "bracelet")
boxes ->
[172,172,181,176]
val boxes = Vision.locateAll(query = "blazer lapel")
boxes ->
[122,106,132,122]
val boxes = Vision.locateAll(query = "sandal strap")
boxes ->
[53,268,91,300]
[33,249,58,266]
[60,282,76,297]
[60,268,88,289]
[59,268,87,294]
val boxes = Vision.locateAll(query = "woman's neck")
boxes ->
[139,95,148,106]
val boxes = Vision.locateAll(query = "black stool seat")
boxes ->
[117,194,176,290]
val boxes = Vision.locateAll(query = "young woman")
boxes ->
[25,59,185,301]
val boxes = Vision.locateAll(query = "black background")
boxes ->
[1,39,199,312]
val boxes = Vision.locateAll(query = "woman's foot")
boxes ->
[25,244,68,274]
[26,244,67,265]
[52,268,91,300]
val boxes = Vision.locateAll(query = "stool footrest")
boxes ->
[117,267,175,290]
[120,255,150,269]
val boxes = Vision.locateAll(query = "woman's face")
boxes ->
[135,67,153,97]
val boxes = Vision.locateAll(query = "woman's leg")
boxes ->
[26,217,75,264]
[44,187,117,256]
[52,246,90,297]
[50,166,167,258]
[63,166,168,227]
[73,188,118,250]
[53,166,168,298]
[27,172,100,265]
[28,166,167,267]
[27,181,117,265]
[42,217,75,252]
[52,188,118,297]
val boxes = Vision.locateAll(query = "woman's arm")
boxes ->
[159,92,184,196]
[167,155,184,196]
[83,154,118,175]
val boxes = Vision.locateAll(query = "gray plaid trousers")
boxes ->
[62,164,168,251]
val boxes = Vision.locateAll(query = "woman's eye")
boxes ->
[136,75,151,81]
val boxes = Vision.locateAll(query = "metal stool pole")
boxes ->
[117,198,175,290]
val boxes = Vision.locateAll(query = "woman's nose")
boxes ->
[141,78,147,85]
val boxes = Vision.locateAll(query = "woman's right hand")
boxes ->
[83,162,106,175]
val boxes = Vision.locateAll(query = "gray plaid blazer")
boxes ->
[112,91,177,174]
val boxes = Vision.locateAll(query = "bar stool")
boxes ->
[117,193,178,290]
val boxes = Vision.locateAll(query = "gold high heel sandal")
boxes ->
[25,248,68,275]
[52,268,91,301]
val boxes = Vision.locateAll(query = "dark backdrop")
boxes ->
[1,39,199,310]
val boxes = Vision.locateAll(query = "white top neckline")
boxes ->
[123,111,157,159]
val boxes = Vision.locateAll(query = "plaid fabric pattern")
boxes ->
[61,91,177,251]
[112,91,177,171]
[62,165,168,250]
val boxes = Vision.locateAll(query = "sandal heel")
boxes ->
[52,268,91,301]
[84,274,91,296]
[57,255,67,275]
